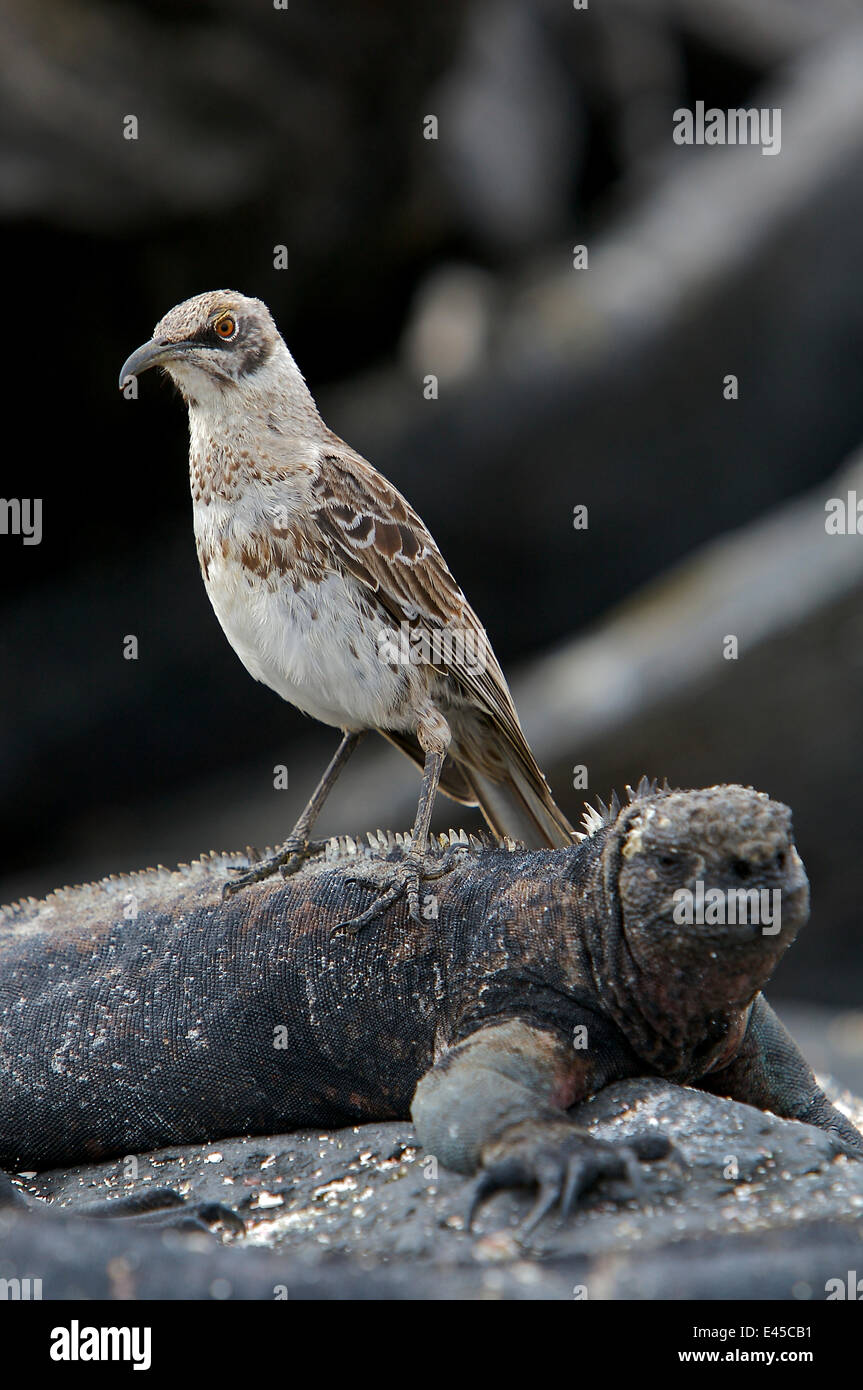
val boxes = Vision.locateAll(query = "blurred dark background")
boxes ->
[3,0,863,1039]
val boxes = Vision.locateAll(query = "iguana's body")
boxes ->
[1,784,859,1223]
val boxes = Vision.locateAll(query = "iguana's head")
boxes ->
[588,782,808,1018]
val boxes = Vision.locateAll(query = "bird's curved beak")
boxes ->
[118,339,193,390]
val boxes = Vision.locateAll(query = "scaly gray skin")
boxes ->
[0,782,859,1232]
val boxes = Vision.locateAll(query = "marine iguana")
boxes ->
[0,781,859,1233]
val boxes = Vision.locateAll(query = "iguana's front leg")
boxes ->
[701,995,863,1157]
[411,1018,669,1232]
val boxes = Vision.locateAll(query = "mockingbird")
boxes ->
[120,290,575,929]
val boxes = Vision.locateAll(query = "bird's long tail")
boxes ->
[460,758,575,850]
[380,724,575,850]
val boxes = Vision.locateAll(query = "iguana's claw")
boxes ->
[140,1200,245,1235]
[80,1187,245,1235]
[469,1123,673,1236]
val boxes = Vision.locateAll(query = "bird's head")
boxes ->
[119,290,290,406]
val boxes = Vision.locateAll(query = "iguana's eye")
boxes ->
[214,314,237,340]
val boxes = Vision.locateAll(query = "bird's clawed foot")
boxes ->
[223,835,328,898]
[468,1119,673,1237]
[335,844,464,934]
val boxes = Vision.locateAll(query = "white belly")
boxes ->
[200,548,413,732]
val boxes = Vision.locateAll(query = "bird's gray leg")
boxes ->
[337,710,460,932]
[224,730,365,896]
[284,729,366,848]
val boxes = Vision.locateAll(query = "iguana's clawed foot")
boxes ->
[469,1122,673,1236]
[80,1187,245,1235]
[223,836,328,898]
[1,1174,244,1235]
[334,845,464,934]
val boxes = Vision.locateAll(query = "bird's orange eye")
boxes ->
[214,315,237,339]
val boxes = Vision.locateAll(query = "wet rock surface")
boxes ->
[5,1077,863,1299]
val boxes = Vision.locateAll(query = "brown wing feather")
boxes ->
[312,444,574,842]
[313,447,519,729]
